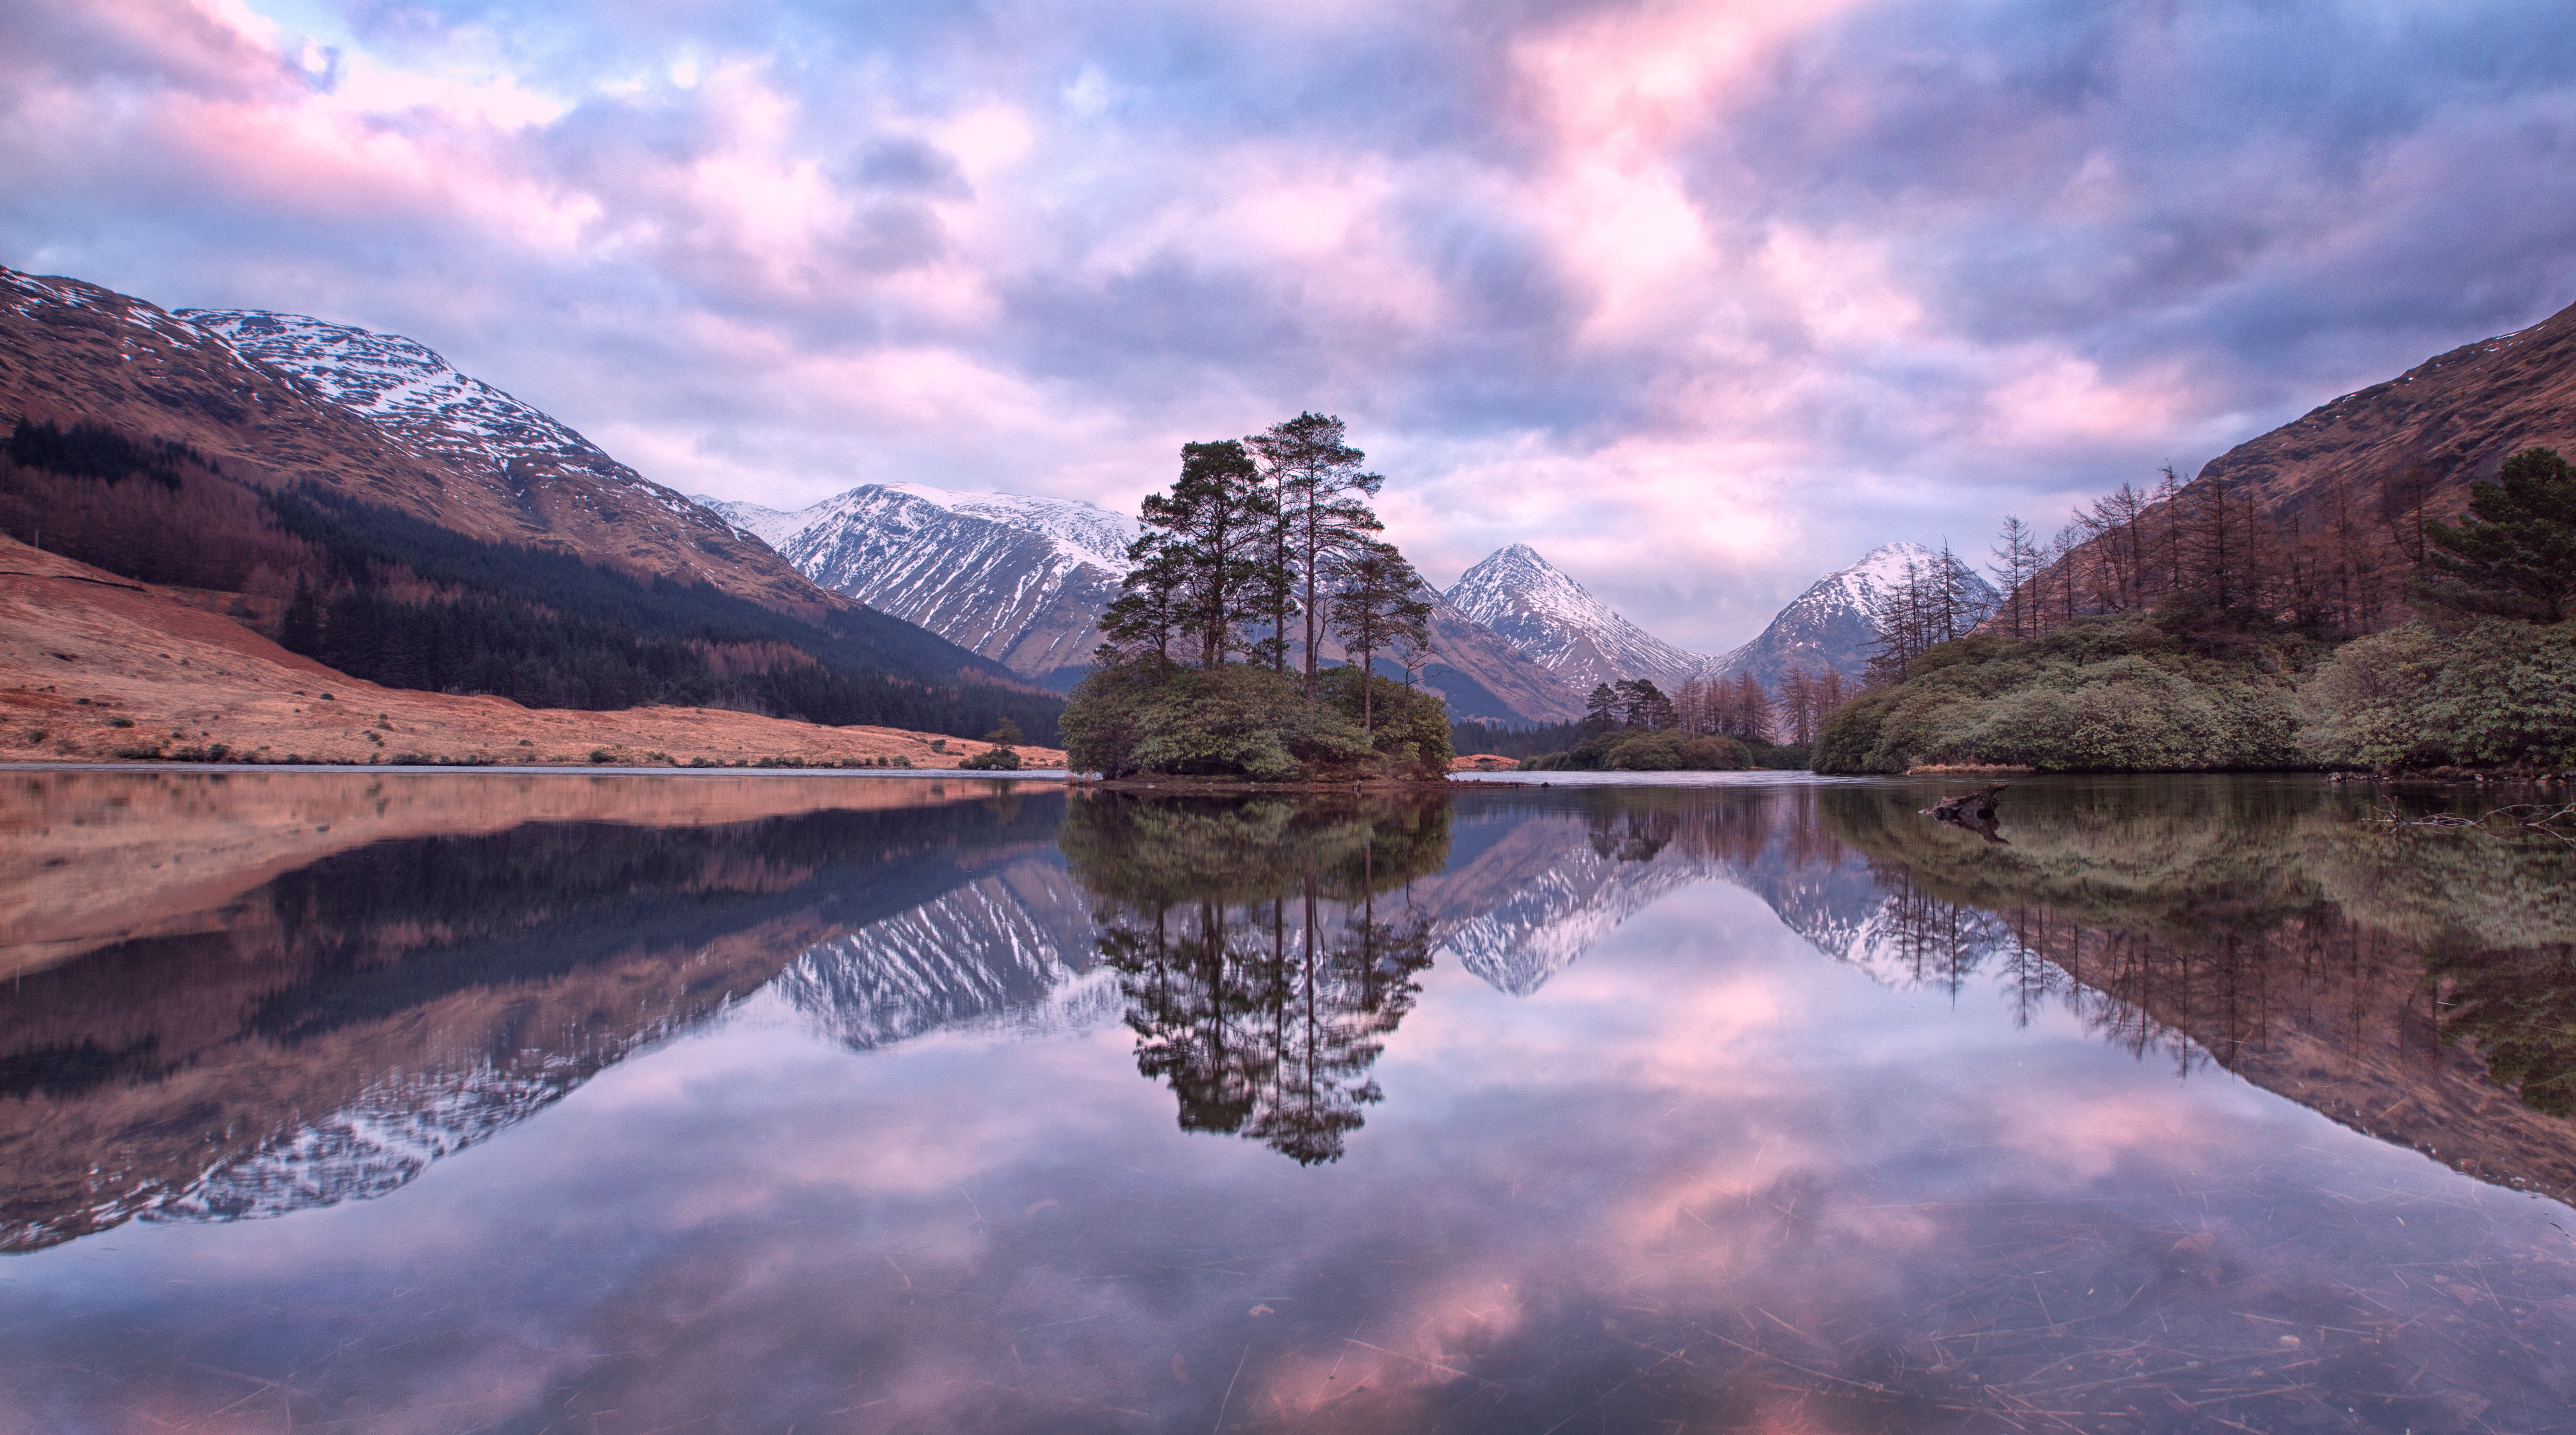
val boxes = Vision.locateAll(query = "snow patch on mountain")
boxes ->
[775,860,1108,1049]
[1445,544,1705,691]
[689,483,1139,680]
[1703,541,1997,691]
[184,311,704,521]
[698,496,806,548]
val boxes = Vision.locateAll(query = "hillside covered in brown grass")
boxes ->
[0,533,1063,775]
[0,265,1067,747]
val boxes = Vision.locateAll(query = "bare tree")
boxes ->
[1990,516,2043,637]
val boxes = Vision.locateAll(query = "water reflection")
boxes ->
[1062,794,1445,1162]
[4,772,2576,1432]
[1822,778,2576,1202]
[0,774,1059,1250]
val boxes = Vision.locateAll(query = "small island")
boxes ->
[1061,416,1453,783]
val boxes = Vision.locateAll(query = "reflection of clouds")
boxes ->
[15,795,2576,1430]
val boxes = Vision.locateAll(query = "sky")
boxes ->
[5,1,2576,650]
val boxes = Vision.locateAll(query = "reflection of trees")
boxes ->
[1062,793,1446,1164]
[1822,779,2576,1199]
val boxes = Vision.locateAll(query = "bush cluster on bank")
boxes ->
[1520,729,1750,771]
[1812,609,2576,775]
[1815,611,2313,774]
[1062,663,1450,781]
[2299,617,2576,771]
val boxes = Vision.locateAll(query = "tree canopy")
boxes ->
[2419,447,2576,624]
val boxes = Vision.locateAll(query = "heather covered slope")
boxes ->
[1,269,822,616]
[0,265,1064,741]
[2196,297,2576,529]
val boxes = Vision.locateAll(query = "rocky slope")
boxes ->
[0,269,831,616]
[1444,544,1706,693]
[1704,542,1994,691]
[709,484,1136,686]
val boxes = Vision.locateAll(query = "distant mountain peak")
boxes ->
[1446,543,1703,691]
[1703,540,1993,691]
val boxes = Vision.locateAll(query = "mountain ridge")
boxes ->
[1444,543,1706,693]
[1704,541,1994,691]
[714,483,1590,719]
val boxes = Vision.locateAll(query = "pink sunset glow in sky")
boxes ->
[5,0,2575,648]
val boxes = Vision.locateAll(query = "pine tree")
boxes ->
[1583,683,1618,733]
[2418,447,2576,623]
[1325,539,1434,736]
[1250,413,1386,700]
[1135,440,1277,669]
[1098,534,1190,669]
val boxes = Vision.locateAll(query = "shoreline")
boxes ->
[0,760,1075,779]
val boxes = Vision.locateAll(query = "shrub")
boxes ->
[1062,661,1447,780]
[959,746,1023,770]
[1520,729,1748,772]
[2298,617,2576,770]
[1816,614,2309,773]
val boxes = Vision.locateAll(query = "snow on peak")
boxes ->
[880,483,1140,569]
[1446,544,1704,688]
[717,482,1139,574]
[182,309,704,520]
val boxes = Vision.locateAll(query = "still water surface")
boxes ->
[3,770,2573,1432]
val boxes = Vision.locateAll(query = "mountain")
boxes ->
[703,483,1138,687]
[1705,542,1994,691]
[2192,297,2576,529]
[0,275,823,616]
[0,265,1059,739]
[1444,543,1705,693]
[715,483,1589,720]
[2012,297,2576,626]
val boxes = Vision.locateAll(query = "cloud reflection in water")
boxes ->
[2,774,2573,1432]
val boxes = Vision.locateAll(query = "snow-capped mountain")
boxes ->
[172,305,827,614]
[1445,544,1706,693]
[1704,542,1997,691]
[714,484,1588,718]
[703,483,1139,686]
[774,858,1114,1049]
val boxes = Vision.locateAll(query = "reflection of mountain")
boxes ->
[1413,790,1886,997]
[1415,819,1710,995]
[776,857,1107,1049]
[0,797,1066,1251]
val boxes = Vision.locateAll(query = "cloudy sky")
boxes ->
[6,0,2575,648]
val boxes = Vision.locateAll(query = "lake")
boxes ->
[3,769,2573,1433]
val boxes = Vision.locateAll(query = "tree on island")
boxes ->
[1326,539,1434,737]
[1250,413,1387,699]
[1063,422,1451,781]
[1583,683,1618,733]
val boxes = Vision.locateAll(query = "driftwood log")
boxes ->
[1923,782,2008,842]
